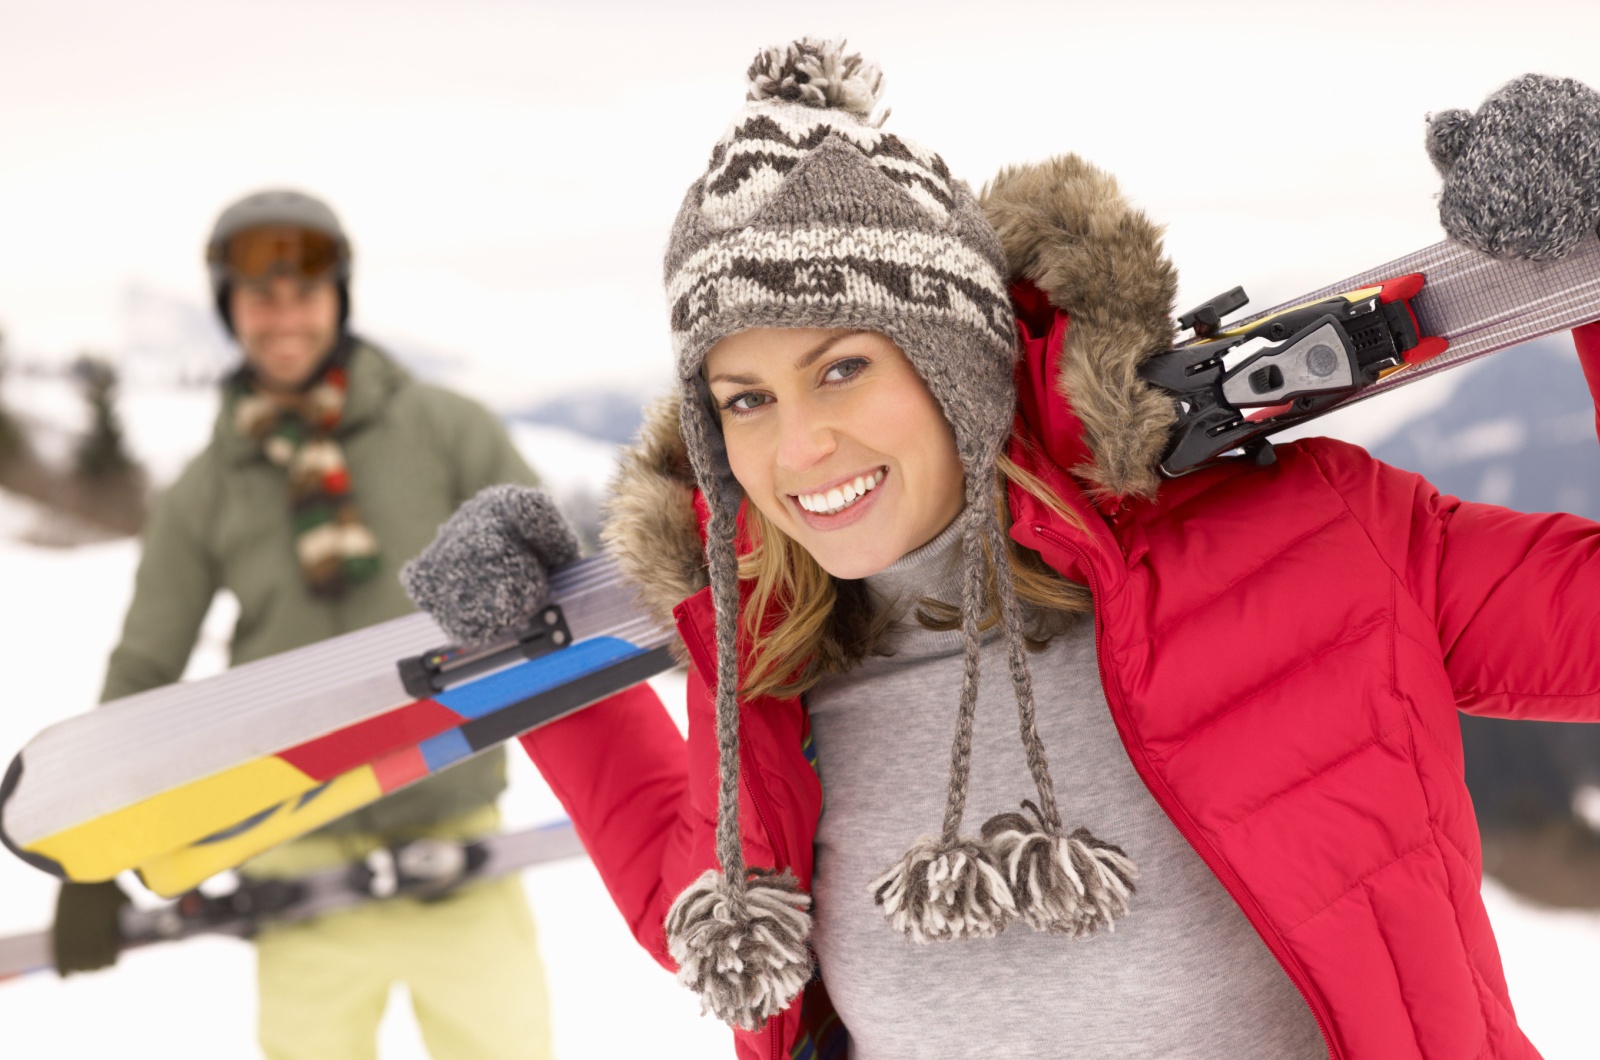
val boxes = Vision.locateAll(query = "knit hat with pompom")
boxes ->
[661,38,1136,1033]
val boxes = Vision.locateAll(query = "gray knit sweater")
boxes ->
[805,521,1328,1059]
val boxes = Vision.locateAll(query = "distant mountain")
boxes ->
[118,282,236,386]
[510,389,650,446]
[1373,335,1600,519]
[506,421,624,552]
[1372,335,1600,837]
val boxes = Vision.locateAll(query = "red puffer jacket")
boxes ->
[521,160,1600,1060]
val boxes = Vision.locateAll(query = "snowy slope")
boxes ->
[0,370,219,488]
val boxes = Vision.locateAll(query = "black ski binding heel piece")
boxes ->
[141,877,308,941]
[1143,275,1439,476]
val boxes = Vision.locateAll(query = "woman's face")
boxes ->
[704,327,965,580]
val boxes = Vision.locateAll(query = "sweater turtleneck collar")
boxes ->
[860,514,978,659]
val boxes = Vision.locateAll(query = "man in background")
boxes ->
[52,189,553,1060]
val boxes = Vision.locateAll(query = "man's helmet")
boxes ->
[206,189,353,334]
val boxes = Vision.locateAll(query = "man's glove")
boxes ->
[400,485,582,645]
[52,880,128,976]
[1427,73,1600,261]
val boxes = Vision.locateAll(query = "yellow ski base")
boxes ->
[137,765,383,897]
[25,757,317,884]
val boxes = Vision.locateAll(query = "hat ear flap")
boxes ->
[1425,109,1475,177]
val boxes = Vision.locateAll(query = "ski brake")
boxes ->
[350,836,490,900]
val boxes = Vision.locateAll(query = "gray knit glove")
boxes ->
[1428,73,1600,261]
[400,485,582,645]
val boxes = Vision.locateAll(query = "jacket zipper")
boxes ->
[1034,522,1342,1060]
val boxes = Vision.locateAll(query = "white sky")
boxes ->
[2,0,1599,408]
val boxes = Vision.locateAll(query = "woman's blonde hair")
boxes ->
[736,452,1093,700]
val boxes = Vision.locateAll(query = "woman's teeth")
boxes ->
[797,469,885,515]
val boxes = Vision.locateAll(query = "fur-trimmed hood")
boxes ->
[602,154,1179,633]
[981,155,1177,500]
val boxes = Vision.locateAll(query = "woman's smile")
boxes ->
[790,467,888,527]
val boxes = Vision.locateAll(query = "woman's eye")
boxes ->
[822,357,868,384]
[720,391,772,414]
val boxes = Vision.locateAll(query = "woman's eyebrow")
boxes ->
[709,331,869,386]
[707,370,761,386]
[793,330,867,372]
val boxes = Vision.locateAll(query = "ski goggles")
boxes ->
[211,225,346,284]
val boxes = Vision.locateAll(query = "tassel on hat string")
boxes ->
[868,489,1019,943]
[662,410,815,1034]
[978,510,1139,935]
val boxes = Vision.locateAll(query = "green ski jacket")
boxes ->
[103,341,538,836]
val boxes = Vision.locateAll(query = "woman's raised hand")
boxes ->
[1428,73,1600,261]
[400,484,581,646]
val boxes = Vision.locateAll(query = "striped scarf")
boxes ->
[233,363,381,597]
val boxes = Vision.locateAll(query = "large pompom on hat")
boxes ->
[662,38,1136,1032]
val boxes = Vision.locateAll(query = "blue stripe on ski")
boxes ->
[435,637,646,719]
[419,729,473,771]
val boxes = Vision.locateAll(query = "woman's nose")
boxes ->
[775,405,837,473]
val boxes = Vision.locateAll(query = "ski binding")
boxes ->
[1142,275,1447,475]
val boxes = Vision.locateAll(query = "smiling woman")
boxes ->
[402,38,1600,1060]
